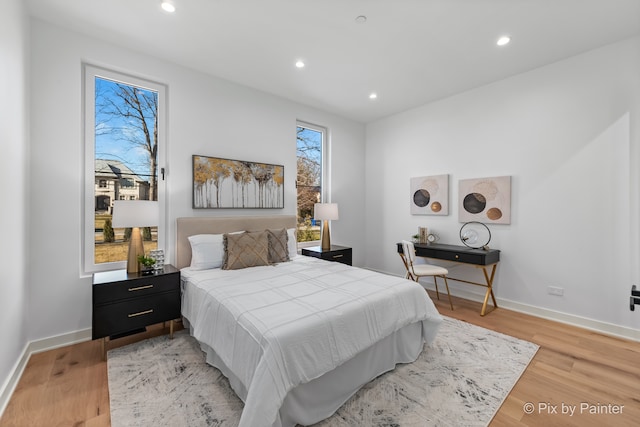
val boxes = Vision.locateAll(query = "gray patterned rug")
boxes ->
[107,317,538,426]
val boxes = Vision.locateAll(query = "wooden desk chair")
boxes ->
[401,240,454,310]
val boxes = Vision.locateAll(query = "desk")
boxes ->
[397,243,500,316]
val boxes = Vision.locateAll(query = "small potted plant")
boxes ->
[137,255,156,275]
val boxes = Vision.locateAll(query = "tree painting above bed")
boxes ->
[192,155,284,209]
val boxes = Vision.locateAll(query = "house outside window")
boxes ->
[94,159,150,213]
[83,65,166,273]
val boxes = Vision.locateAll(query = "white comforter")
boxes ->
[181,255,442,427]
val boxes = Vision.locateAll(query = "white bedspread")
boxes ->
[181,256,442,427]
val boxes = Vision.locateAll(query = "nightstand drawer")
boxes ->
[302,245,352,266]
[93,273,179,304]
[320,251,352,265]
[92,290,180,339]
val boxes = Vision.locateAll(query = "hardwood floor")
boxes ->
[1,293,639,426]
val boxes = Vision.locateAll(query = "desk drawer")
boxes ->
[434,250,483,265]
[93,273,179,304]
[93,290,180,339]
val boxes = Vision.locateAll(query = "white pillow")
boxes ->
[188,234,225,270]
[287,228,298,259]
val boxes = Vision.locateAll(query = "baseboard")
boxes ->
[27,328,92,355]
[0,343,30,419]
[367,267,640,342]
[498,298,640,342]
[0,328,92,419]
[425,283,640,342]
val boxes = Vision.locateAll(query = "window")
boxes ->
[83,65,166,273]
[296,122,326,244]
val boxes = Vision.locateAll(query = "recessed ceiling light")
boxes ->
[355,15,367,24]
[295,60,305,68]
[496,36,511,46]
[161,1,176,13]
[369,93,378,100]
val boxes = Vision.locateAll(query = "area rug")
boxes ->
[107,317,538,426]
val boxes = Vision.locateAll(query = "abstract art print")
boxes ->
[192,155,284,209]
[458,175,511,224]
[410,174,449,215]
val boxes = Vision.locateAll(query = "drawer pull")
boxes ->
[332,254,344,258]
[455,255,460,259]
[128,284,154,292]
[128,309,153,318]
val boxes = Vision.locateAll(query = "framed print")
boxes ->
[410,174,449,215]
[458,175,511,224]
[193,155,284,209]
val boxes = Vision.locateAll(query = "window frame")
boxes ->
[296,120,329,249]
[82,64,167,274]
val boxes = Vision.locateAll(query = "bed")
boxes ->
[176,215,443,427]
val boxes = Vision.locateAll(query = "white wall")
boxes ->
[0,0,29,407]
[28,19,365,342]
[365,37,640,336]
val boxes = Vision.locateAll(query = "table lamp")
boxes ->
[112,200,159,273]
[314,203,339,250]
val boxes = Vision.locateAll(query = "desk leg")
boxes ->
[480,264,498,316]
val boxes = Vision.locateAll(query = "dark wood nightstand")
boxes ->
[301,245,352,266]
[92,264,181,358]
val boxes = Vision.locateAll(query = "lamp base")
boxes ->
[126,227,145,274]
[321,220,331,251]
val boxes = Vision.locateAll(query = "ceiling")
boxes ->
[27,0,640,123]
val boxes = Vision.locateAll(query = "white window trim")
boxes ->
[82,64,167,274]
[296,120,329,248]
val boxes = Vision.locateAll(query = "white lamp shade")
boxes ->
[112,200,159,228]
[314,203,339,221]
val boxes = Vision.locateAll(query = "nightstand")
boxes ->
[92,264,181,358]
[301,245,352,266]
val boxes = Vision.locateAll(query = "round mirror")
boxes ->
[459,221,491,249]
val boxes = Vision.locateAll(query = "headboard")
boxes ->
[176,215,297,269]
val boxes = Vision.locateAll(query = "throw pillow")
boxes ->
[223,230,270,270]
[266,228,289,263]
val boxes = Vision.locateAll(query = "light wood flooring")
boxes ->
[1,292,639,426]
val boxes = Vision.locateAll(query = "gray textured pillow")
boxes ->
[267,228,289,264]
[222,231,270,270]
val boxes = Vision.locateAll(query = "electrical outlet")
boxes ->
[547,286,564,296]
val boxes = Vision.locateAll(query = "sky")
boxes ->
[95,77,157,179]
[297,125,322,186]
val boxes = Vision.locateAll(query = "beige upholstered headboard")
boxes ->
[176,215,297,269]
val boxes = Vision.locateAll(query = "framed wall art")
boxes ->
[192,155,284,209]
[458,175,511,224]
[410,174,449,215]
